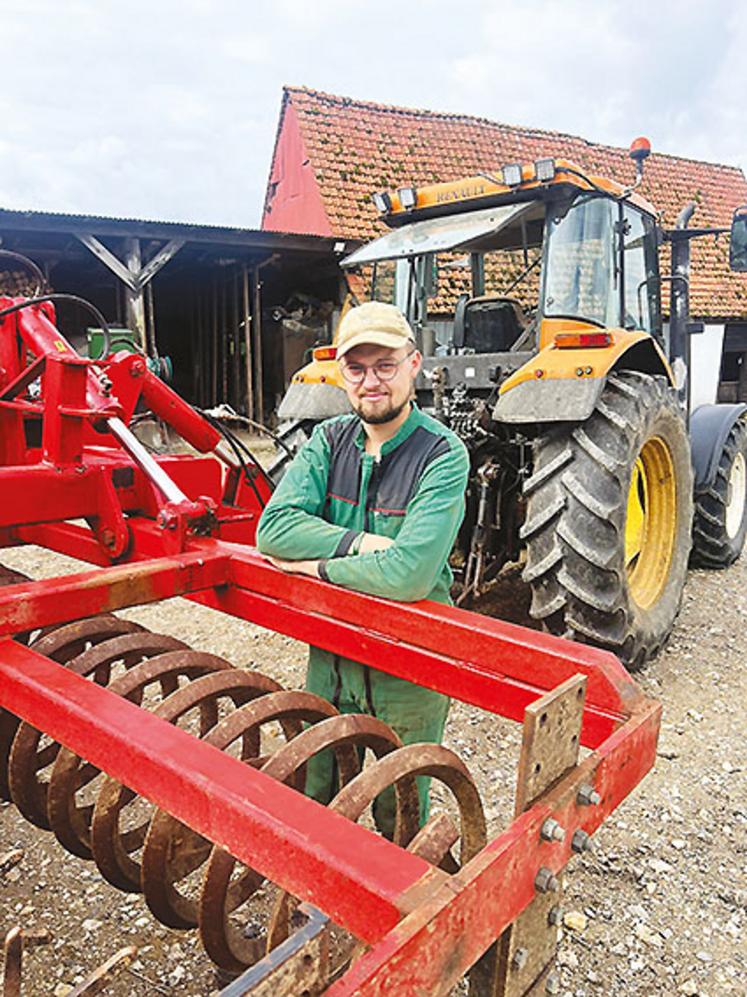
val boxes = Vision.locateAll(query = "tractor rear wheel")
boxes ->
[521,371,693,670]
[691,417,747,567]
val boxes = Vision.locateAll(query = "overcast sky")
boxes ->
[2,0,745,228]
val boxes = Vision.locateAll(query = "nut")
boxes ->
[545,971,561,994]
[511,947,528,970]
[547,905,563,926]
[540,818,566,843]
[534,867,559,893]
[572,829,593,853]
[577,783,601,806]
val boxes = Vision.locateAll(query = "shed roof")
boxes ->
[267,86,747,319]
[0,206,347,257]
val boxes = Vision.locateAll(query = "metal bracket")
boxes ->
[218,904,330,996]
[486,674,586,997]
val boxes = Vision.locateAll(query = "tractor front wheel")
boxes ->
[691,417,747,567]
[521,371,693,671]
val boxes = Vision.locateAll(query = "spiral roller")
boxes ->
[0,572,485,982]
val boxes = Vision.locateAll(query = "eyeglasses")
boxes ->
[339,350,415,385]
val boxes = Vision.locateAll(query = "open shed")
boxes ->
[0,208,355,420]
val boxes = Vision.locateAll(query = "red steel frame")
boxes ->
[0,301,661,994]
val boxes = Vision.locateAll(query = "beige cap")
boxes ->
[335,302,415,359]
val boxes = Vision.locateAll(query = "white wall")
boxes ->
[689,322,725,412]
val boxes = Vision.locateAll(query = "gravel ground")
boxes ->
[1,543,745,996]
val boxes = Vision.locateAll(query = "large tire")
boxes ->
[521,371,693,671]
[691,417,747,567]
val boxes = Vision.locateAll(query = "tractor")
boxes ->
[276,141,747,670]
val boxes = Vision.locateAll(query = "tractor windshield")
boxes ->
[542,196,618,328]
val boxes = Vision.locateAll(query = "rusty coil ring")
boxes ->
[91,668,283,893]
[198,713,406,974]
[266,742,486,964]
[4,618,145,815]
[141,689,339,931]
[7,632,186,834]
[44,651,236,862]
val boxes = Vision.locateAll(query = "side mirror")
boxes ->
[729,205,747,272]
[452,293,470,350]
[421,253,439,299]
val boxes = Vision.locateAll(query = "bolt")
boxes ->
[548,905,563,926]
[576,367,584,376]
[572,829,593,853]
[577,783,601,806]
[131,359,146,378]
[535,867,559,894]
[545,971,561,994]
[540,818,566,843]
[100,528,115,549]
[511,947,529,971]
[535,368,544,378]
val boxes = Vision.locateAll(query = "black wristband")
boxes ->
[334,529,359,557]
[317,559,331,582]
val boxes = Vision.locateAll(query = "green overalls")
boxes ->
[256,404,469,834]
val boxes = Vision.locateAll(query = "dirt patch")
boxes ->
[1,545,745,996]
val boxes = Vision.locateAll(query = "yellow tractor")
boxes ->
[276,142,747,670]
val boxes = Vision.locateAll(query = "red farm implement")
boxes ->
[0,276,660,995]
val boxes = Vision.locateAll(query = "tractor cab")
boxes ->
[342,157,668,425]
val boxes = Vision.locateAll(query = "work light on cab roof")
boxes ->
[397,185,418,211]
[501,163,523,187]
[370,157,562,220]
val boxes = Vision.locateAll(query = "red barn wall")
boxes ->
[262,102,332,236]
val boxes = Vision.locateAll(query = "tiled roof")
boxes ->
[278,86,747,320]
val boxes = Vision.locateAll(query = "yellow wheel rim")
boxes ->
[625,436,677,609]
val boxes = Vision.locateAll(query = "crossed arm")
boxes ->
[256,424,469,602]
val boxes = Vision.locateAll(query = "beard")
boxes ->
[354,396,409,425]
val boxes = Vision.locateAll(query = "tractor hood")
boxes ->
[342,202,538,266]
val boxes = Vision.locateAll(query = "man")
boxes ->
[256,301,469,834]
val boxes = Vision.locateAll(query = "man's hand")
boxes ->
[266,556,322,578]
[265,534,394,579]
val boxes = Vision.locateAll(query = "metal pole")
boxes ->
[145,282,158,358]
[106,417,189,504]
[251,267,264,421]
[242,266,254,419]
[211,279,218,407]
[123,238,146,351]
[221,276,229,404]
[232,270,241,412]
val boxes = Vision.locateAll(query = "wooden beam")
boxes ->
[76,233,137,290]
[137,239,184,289]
